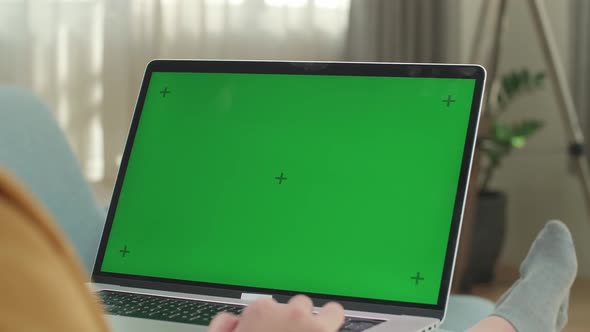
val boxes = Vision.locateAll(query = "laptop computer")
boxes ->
[92,60,486,332]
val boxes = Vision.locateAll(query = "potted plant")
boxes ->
[463,69,545,288]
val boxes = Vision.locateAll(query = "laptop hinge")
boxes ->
[240,293,273,302]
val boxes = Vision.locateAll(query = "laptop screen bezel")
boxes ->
[92,60,485,320]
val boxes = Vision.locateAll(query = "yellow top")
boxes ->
[0,168,109,332]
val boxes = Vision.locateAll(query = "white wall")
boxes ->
[459,0,590,276]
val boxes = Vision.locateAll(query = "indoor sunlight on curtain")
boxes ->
[0,0,350,183]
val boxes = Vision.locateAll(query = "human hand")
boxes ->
[207,295,345,332]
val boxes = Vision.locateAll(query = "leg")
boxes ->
[467,220,577,332]
[467,316,515,332]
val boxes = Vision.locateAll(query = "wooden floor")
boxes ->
[467,266,590,332]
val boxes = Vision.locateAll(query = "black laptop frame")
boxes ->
[92,60,486,320]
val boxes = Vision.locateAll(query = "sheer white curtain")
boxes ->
[346,0,459,63]
[0,0,350,183]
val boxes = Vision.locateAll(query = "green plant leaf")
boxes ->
[479,68,546,191]
[492,122,515,148]
[495,69,546,111]
[511,119,544,138]
[511,136,525,148]
[534,71,546,85]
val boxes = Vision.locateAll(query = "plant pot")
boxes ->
[460,191,507,291]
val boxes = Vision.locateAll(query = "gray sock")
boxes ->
[492,220,577,332]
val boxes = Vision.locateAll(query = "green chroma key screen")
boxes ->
[100,71,476,305]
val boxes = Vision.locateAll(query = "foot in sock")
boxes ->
[492,220,578,332]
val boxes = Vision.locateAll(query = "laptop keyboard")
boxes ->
[99,290,384,332]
